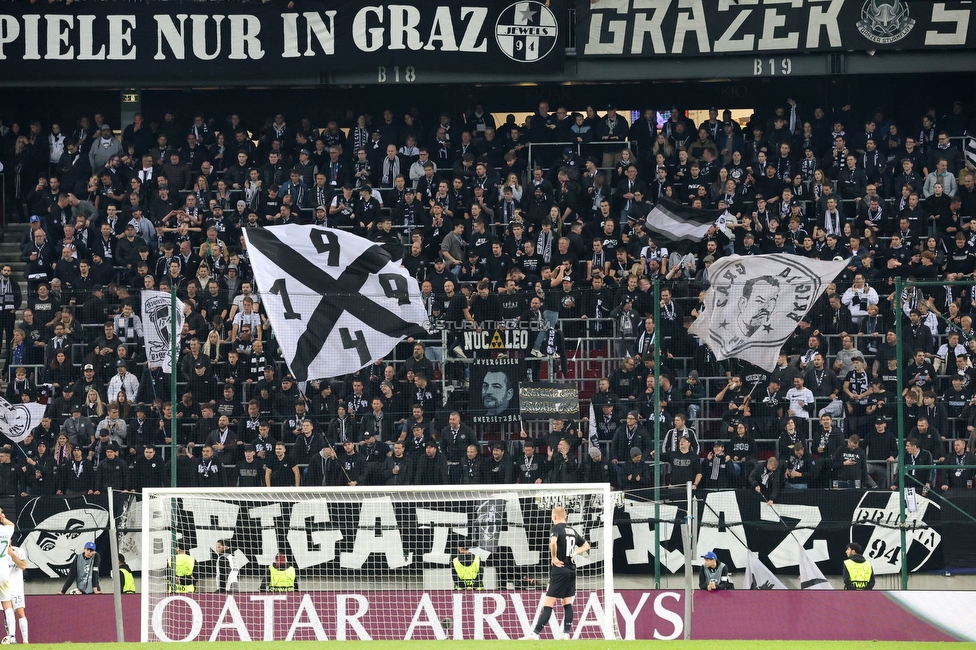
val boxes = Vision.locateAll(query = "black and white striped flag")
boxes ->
[243,225,428,381]
[965,134,976,169]
[646,197,724,242]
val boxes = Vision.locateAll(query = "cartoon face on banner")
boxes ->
[470,358,522,424]
[850,491,940,575]
[146,302,173,361]
[141,290,185,369]
[17,496,110,578]
[0,398,46,443]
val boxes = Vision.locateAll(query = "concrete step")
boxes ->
[1,224,39,298]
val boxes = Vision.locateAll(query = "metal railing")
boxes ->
[527,140,633,178]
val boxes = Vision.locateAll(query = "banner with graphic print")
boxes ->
[0,397,46,444]
[518,382,579,420]
[688,254,848,373]
[7,487,955,583]
[141,290,185,373]
[471,358,523,424]
[576,0,976,58]
[0,0,565,85]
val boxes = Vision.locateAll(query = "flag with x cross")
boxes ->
[243,225,429,381]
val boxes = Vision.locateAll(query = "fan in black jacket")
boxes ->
[783,441,820,488]
[611,414,650,469]
[0,450,22,497]
[900,437,935,492]
[457,444,484,485]
[414,440,449,485]
[581,446,616,486]
[749,457,783,504]
[25,441,58,495]
[195,444,226,488]
[370,442,413,486]
[514,440,548,484]
[619,447,649,490]
[59,447,95,494]
[94,443,128,493]
[940,438,976,491]
[355,433,387,484]
[547,439,579,483]
[21,230,54,296]
[701,441,733,490]
[305,440,359,487]
[481,442,515,484]
[130,445,167,491]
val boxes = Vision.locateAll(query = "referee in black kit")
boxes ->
[523,506,590,640]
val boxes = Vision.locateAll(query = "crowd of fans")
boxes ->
[0,96,975,500]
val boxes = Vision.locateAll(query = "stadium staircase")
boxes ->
[0,223,30,309]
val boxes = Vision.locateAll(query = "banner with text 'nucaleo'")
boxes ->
[243,225,428,381]
[689,254,848,372]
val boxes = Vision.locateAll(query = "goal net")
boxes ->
[140,485,616,641]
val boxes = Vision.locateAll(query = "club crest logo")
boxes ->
[495,1,559,63]
[851,491,939,574]
[857,0,915,45]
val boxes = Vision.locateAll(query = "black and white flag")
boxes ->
[646,197,725,242]
[965,134,976,170]
[689,254,848,372]
[0,397,46,444]
[140,290,186,373]
[743,551,786,590]
[798,545,832,590]
[243,225,428,381]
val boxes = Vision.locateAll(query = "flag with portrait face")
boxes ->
[689,254,849,372]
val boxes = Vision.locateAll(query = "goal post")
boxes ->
[140,484,616,642]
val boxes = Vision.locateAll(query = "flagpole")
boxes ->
[894,276,907,590]
[653,278,661,589]
[170,285,178,488]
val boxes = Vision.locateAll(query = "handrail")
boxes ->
[527,140,633,177]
